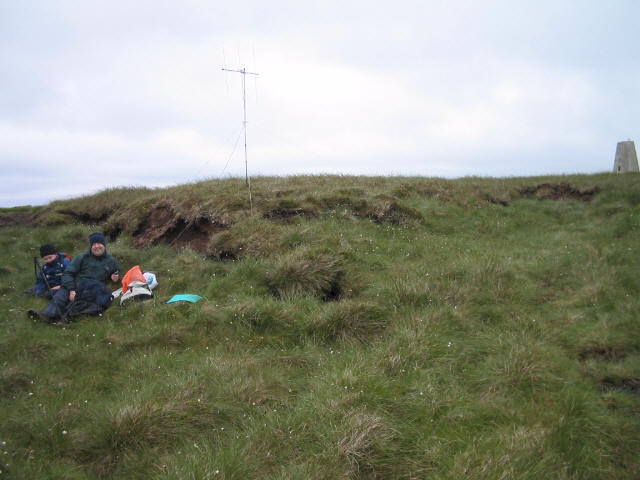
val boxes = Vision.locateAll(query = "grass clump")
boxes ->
[208,217,285,259]
[266,250,344,300]
[309,301,387,344]
[69,401,183,475]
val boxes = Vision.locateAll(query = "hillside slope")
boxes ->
[1,174,639,479]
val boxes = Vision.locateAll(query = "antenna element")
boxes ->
[222,67,259,214]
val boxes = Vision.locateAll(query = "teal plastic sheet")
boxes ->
[166,294,202,304]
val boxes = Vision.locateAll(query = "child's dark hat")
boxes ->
[40,243,57,258]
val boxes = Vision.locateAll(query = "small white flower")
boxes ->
[62,430,67,435]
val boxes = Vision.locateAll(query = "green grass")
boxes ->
[1,173,639,478]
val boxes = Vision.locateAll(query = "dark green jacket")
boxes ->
[61,250,121,291]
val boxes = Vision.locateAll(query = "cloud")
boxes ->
[0,1,638,206]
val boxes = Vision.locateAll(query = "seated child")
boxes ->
[34,243,71,299]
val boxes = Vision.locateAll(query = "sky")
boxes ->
[1,0,639,207]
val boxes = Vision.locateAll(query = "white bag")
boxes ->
[143,271,158,290]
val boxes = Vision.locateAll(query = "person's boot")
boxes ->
[27,309,49,322]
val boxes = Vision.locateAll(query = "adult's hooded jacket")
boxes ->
[61,249,121,291]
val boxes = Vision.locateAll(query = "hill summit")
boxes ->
[1,173,639,478]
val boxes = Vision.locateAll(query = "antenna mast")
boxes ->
[222,66,259,213]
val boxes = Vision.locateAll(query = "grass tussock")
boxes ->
[310,301,387,343]
[230,298,295,333]
[338,410,396,476]
[68,401,191,476]
[208,217,284,259]
[1,173,640,479]
[266,250,344,300]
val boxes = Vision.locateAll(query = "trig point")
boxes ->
[613,140,639,173]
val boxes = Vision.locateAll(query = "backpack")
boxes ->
[119,280,153,305]
[65,279,113,317]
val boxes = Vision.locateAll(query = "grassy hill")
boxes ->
[1,173,639,479]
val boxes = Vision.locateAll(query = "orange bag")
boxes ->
[121,265,146,293]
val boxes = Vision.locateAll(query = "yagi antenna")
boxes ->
[222,66,259,214]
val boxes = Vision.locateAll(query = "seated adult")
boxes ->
[34,243,71,299]
[29,233,121,322]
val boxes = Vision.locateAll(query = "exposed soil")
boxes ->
[519,183,601,201]
[162,218,226,251]
[323,279,344,302]
[133,205,173,246]
[0,212,34,228]
[359,198,423,224]
[264,208,314,221]
[58,209,111,225]
[578,344,631,362]
[133,204,228,252]
[599,376,640,395]
[486,195,510,207]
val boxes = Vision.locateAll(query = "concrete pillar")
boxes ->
[613,140,639,173]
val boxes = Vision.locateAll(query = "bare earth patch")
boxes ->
[520,183,601,201]
[133,204,228,252]
[578,344,633,362]
[0,212,34,228]
[599,376,640,395]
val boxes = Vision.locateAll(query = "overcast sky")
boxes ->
[1,1,638,207]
